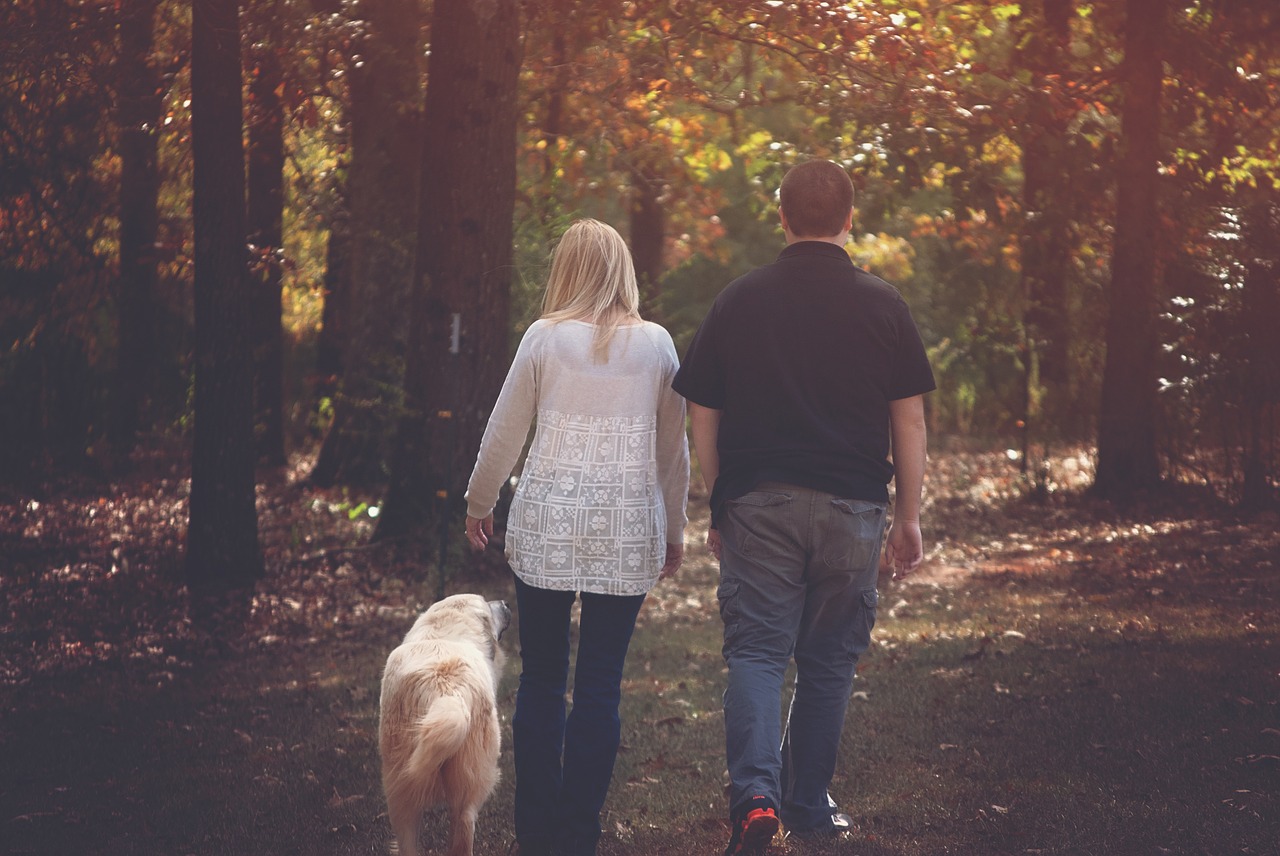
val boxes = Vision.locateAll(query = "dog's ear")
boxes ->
[482,600,510,661]
[487,600,512,641]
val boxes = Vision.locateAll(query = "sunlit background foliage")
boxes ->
[1,0,1277,504]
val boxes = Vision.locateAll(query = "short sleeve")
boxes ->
[672,302,726,408]
[888,298,936,400]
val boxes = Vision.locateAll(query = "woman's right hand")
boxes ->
[465,514,493,552]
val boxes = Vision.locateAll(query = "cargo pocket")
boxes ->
[717,577,742,649]
[823,499,886,570]
[859,588,879,629]
[849,588,880,662]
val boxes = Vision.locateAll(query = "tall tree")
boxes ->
[245,0,287,467]
[1238,201,1280,508]
[1095,0,1168,497]
[0,1,118,474]
[314,177,352,411]
[310,0,424,487]
[377,0,523,541]
[630,166,666,312]
[1239,202,1280,506]
[114,0,162,453]
[187,0,264,591]
[1017,0,1077,446]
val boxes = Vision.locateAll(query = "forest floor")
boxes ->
[2,446,1278,855]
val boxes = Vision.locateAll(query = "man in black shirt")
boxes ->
[673,160,934,855]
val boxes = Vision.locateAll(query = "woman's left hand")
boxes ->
[465,514,493,552]
[658,541,684,581]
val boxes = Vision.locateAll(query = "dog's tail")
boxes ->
[404,694,472,782]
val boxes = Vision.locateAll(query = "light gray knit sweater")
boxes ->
[464,319,690,595]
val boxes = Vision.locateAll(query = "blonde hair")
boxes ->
[541,219,642,360]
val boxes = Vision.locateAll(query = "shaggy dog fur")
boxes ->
[379,594,511,856]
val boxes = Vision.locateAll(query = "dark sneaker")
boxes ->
[725,806,780,855]
[784,811,853,840]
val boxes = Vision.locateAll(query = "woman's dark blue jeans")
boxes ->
[512,575,646,856]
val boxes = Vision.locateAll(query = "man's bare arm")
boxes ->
[688,402,723,559]
[886,394,927,576]
[688,402,721,492]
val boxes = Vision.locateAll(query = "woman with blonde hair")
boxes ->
[464,219,689,856]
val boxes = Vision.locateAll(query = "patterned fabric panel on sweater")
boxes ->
[506,409,665,595]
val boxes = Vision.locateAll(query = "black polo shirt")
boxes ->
[672,240,936,524]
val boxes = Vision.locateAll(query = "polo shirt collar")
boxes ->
[777,240,853,263]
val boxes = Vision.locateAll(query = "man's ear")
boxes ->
[779,206,789,232]
[843,207,854,233]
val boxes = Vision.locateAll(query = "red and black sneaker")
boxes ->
[724,806,780,856]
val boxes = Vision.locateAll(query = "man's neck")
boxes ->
[784,232,849,247]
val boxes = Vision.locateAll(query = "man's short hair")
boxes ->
[779,160,854,238]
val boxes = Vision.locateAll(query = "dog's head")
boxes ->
[411,593,511,660]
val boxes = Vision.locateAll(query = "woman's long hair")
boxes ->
[541,219,641,360]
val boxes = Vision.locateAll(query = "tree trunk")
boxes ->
[313,180,351,417]
[377,0,523,542]
[1094,0,1166,498]
[1018,0,1074,443]
[187,0,263,592]
[1240,202,1280,509]
[542,23,567,183]
[246,0,287,467]
[114,0,161,453]
[630,168,666,316]
[309,0,423,487]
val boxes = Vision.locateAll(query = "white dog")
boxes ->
[379,594,511,856]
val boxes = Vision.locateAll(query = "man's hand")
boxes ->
[884,518,923,579]
[706,527,722,561]
[465,514,493,552]
[659,541,685,580]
